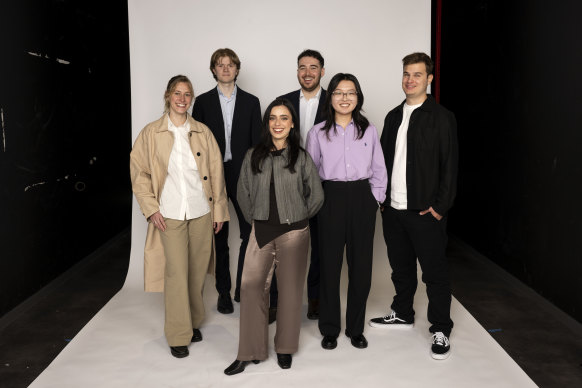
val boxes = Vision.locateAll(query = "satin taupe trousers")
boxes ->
[237,225,310,360]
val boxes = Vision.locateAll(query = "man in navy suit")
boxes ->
[270,49,327,322]
[193,48,262,314]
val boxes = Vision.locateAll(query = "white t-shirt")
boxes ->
[390,102,422,210]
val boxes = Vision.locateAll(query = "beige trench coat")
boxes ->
[130,114,230,292]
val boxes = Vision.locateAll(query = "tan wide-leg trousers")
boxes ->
[159,213,212,346]
[237,225,309,360]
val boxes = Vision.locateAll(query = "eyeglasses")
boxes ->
[331,91,358,100]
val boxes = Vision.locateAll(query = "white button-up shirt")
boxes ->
[159,117,210,220]
[299,87,322,147]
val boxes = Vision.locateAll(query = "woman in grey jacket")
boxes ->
[224,98,324,375]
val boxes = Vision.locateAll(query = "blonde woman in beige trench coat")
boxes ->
[130,75,229,358]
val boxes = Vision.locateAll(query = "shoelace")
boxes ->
[383,311,398,322]
[431,332,449,346]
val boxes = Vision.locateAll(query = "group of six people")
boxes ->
[130,48,458,375]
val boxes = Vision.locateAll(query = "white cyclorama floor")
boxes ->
[30,205,536,388]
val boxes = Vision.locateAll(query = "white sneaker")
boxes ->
[430,332,451,360]
[369,311,414,328]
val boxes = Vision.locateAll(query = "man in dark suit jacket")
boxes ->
[271,49,327,322]
[192,48,261,314]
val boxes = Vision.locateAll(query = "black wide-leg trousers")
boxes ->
[214,161,251,296]
[382,206,453,336]
[318,180,378,338]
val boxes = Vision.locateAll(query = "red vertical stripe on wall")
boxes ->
[435,0,442,102]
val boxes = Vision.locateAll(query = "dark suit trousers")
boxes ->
[214,161,252,295]
[318,180,377,338]
[382,206,453,336]
[269,216,320,308]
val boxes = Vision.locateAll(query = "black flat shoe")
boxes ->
[224,359,260,376]
[217,293,234,314]
[170,345,189,358]
[321,335,337,350]
[347,333,368,349]
[276,353,292,369]
[191,328,202,343]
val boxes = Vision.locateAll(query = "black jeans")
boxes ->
[382,206,453,336]
[214,161,251,295]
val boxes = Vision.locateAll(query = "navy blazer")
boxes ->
[278,88,327,129]
[192,86,262,175]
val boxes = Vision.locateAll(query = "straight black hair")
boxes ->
[321,73,369,140]
[251,98,301,174]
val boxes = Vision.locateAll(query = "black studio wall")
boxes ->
[438,0,582,323]
[0,0,132,316]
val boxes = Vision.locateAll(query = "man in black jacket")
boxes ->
[369,52,458,360]
[270,49,326,322]
[192,48,262,314]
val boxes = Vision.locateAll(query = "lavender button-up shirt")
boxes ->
[306,120,388,203]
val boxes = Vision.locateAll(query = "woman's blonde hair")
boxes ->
[163,75,194,113]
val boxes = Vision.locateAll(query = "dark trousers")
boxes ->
[214,161,252,295]
[318,180,377,337]
[269,216,320,308]
[382,206,453,336]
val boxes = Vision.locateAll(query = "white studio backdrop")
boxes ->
[126,0,432,290]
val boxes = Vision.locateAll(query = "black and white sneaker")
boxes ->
[430,332,450,360]
[369,311,414,328]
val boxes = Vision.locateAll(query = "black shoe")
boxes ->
[191,328,202,343]
[268,307,277,324]
[224,359,260,376]
[170,346,189,358]
[217,293,234,314]
[369,310,414,329]
[234,288,241,303]
[346,333,368,349]
[430,332,451,360]
[321,335,337,350]
[276,353,292,369]
[307,298,319,320]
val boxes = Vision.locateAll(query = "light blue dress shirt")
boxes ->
[217,85,237,162]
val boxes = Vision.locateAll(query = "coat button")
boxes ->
[209,197,213,201]
[203,176,207,180]
[197,152,201,156]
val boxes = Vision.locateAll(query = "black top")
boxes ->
[380,95,458,215]
[254,149,308,248]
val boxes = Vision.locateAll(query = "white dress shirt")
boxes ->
[299,87,322,147]
[159,117,210,220]
[390,102,422,210]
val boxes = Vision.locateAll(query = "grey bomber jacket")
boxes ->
[237,147,324,225]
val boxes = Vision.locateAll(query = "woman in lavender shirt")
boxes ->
[306,73,388,351]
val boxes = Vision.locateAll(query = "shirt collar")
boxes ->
[217,84,237,99]
[167,114,191,133]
